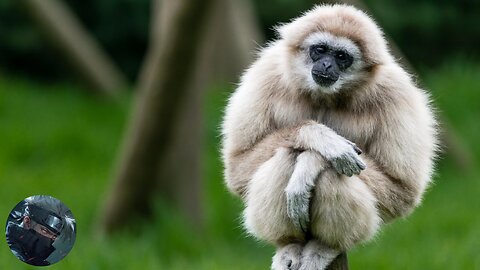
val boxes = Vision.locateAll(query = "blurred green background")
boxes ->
[1,0,479,269]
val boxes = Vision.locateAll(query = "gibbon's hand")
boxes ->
[328,138,366,177]
[286,183,311,233]
[285,151,325,233]
[299,123,367,177]
[315,129,366,176]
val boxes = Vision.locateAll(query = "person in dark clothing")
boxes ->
[6,204,63,266]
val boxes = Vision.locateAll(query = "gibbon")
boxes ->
[221,4,438,270]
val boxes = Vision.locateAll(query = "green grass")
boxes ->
[0,60,479,269]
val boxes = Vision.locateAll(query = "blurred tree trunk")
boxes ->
[205,0,263,81]
[147,0,262,227]
[17,0,128,97]
[99,0,214,233]
[100,0,262,233]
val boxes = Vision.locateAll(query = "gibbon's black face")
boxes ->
[309,44,354,87]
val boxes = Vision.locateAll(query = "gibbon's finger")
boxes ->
[332,155,354,176]
[349,162,361,175]
[345,156,360,176]
[344,166,354,177]
[330,158,344,175]
[358,162,366,171]
[353,156,367,171]
[348,155,363,175]
[345,139,363,155]
[340,157,353,176]
[298,210,309,233]
[353,145,363,155]
[334,154,361,177]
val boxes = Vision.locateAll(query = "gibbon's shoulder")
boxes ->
[361,63,432,117]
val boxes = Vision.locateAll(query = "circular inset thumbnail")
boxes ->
[5,195,76,266]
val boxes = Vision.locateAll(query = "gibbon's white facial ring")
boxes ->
[302,32,362,60]
[297,32,364,94]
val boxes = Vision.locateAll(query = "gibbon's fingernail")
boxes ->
[354,146,363,155]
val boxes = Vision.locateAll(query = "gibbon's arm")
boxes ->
[222,82,365,199]
[356,89,437,222]
[222,120,300,198]
[222,118,364,199]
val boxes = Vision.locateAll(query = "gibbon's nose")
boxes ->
[322,60,332,70]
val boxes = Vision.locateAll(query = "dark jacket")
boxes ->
[6,222,54,266]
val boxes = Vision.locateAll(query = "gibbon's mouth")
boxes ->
[312,73,338,87]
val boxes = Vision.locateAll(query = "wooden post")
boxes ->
[327,252,349,270]
[17,0,128,97]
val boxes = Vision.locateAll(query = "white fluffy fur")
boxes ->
[222,4,438,270]
[244,147,303,241]
[295,124,364,167]
[303,32,361,58]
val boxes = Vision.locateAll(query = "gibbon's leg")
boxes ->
[299,240,340,270]
[272,243,303,270]
[309,169,381,251]
[244,147,305,244]
[286,150,326,232]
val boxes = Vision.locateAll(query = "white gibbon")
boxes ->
[221,4,438,270]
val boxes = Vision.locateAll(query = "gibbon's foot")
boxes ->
[272,243,303,270]
[299,240,339,270]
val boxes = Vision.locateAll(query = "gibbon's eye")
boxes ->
[309,45,327,61]
[334,50,354,70]
[335,51,347,61]
[315,45,327,54]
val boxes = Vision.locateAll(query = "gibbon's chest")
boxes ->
[272,100,376,148]
[321,110,376,148]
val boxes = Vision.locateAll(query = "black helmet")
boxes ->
[26,205,63,235]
